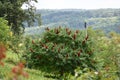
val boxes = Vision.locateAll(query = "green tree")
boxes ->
[25,27,96,76]
[0,0,41,35]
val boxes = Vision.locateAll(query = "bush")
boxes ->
[25,27,96,76]
[0,18,24,54]
[0,18,11,45]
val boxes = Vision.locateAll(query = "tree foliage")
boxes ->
[0,0,41,34]
[37,9,120,33]
[25,27,96,76]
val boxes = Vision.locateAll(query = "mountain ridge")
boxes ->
[25,9,120,35]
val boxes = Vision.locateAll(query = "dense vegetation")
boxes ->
[39,9,120,32]
[0,0,41,34]
[0,24,120,79]
[0,7,120,80]
[0,18,11,45]
[25,9,120,35]
[25,27,96,77]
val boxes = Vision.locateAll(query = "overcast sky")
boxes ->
[22,0,120,9]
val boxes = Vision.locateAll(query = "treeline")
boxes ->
[34,9,120,33]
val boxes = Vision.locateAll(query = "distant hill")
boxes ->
[25,9,120,35]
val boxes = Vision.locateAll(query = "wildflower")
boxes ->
[40,43,44,47]
[65,28,69,32]
[77,50,82,57]
[75,30,79,34]
[67,30,71,35]
[55,28,60,34]
[44,46,48,49]
[12,66,19,74]
[80,49,83,53]
[73,33,76,40]
[22,72,29,78]
[85,35,89,40]
[77,52,80,57]
[82,40,86,45]
[0,62,4,66]
[18,63,24,69]
[11,63,29,79]
[32,40,35,44]
[58,48,61,53]
[29,48,34,52]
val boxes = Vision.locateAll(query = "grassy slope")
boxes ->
[0,51,55,80]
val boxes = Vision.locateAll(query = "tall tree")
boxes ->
[0,0,41,34]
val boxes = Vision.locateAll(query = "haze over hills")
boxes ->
[25,9,120,35]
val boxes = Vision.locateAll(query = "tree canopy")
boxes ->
[0,0,41,34]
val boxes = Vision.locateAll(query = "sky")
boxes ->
[22,0,120,9]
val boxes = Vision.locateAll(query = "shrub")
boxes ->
[0,44,29,80]
[0,18,11,45]
[25,27,96,76]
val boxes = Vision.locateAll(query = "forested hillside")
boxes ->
[29,9,120,34]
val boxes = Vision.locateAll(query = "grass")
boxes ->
[0,51,55,80]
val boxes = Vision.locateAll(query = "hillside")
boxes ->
[25,9,120,35]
